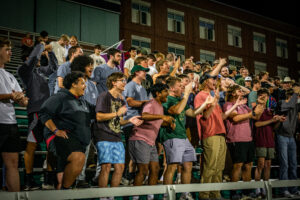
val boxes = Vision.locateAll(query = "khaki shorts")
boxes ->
[256,147,275,160]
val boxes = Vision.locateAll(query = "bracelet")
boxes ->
[53,129,59,134]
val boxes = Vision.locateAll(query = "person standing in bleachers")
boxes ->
[0,38,28,192]
[18,41,58,190]
[90,44,106,69]
[54,45,83,94]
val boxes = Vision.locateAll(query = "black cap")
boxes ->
[200,72,217,84]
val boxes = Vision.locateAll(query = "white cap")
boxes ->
[283,77,292,83]
[245,76,252,81]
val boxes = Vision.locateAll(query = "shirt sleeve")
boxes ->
[124,83,136,99]
[39,95,63,124]
[95,92,110,113]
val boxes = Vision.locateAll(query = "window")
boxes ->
[199,17,215,41]
[277,66,289,79]
[167,9,185,34]
[228,56,242,68]
[200,49,215,65]
[168,42,185,60]
[297,44,300,62]
[131,35,151,53]
[228,25,242,48]
[253,32,266,53]
[276,39,288,59]
[254,61,267,75]
[131,1,151,26]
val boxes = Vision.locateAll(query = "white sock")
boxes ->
[132,195,139,200]
[147,194,154,200]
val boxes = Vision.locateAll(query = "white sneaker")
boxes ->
[293,191,300,196]
[132,195,139,200]
[284,191,295,198]
[120,177,130,186]
[147,194,154,200]
[179,192,194,200]
[175,176,181,184]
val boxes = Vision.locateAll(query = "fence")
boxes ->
[1,180,300,200]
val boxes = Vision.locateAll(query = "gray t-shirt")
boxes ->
[123,81,149,121]
[83,79,98,106]
[248,91,257,109]
[91,64,120,95]
[54,61,71,94]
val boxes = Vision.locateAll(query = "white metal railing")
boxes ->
[0,180,300,200]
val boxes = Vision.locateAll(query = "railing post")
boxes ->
[167,185,176,200]
[264,180,273,200]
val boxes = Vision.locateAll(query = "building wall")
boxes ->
[120,0,300,79]
[0,0,120,46]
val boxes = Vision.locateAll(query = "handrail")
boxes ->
[1,180,300,200]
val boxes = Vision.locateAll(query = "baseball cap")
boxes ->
[245,76,252,81]
[131,65,150,74]
[200,72,217,84]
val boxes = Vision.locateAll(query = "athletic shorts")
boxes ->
[96,141,125,164]
[27,112,44,143]
[163,138,196,164]
[0,123,21,153]
[227,141,255,164]
[129,140,158,164]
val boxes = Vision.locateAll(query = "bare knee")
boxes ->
[101,164,112,174]
[114,164,124,175]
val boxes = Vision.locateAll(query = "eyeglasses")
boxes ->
[117,79,127,83]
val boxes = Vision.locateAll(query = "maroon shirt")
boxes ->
[254,109,275,148]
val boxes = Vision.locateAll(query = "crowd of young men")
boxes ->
[1,34,300,200]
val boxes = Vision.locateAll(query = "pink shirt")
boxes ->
[194,91,226,140]
[130,99,163,146]
[223,102,252,143]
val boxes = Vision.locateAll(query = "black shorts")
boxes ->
[227,141,255,164]
[27,112,44,143]
[54,136,85,172]
[0,123,22,153]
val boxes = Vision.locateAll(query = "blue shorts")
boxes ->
[96,141,125,164]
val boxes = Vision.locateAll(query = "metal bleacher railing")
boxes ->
[0,180,300,200]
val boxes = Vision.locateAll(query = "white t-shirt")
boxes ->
[0,68,22,124]
[124,58,135,75]
[50,41,66,66]
[90,54,106,68]
[147,65,158,76]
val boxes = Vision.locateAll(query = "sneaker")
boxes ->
[75,180,90,188]
[284,191,295,198]
[179,192,194,200]
[175,176,181,184]
[120,177,130,186]
[24,174,40,191]
[292,191,300,196]
[42,171,55,190]
[147,194,154,200]
[132,195,139,200]
[42,183,55,190]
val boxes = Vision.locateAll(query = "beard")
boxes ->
[113,59,120,66]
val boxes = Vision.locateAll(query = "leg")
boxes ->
[181,162,193,184]
[56,172,63,190]
[231,163,243,182]
[287,138,298,194]
[255,157,265,181]
[163,164,177,185]
[98,163,111,187]
[148,161,160,185]
[63,152,85,188]
[111,163,124,187]
[277,135,289,193]
[24,142,37,174]
[134,164,149,186]
[263,160,271,181]
[242,162,253,182]
[2,152,20,192]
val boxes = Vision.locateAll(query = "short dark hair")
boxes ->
[177,74,189,80]
[257,88,270,97]
[0,37,11,48]
[94,44,102,50]
[166,76,181,88]
[63,71,85,89]
[68,45,81,59]
[150,83,168,98]
[40,31,48,38]
[252,79,260,87]
[128,47,136,52]
[107,48,121,59]
[134,56,147,65]
[155,74,169,84]
[70,55,94,72]
[147,54,156,62]
[106,72,126,90]
[285,88,294,99]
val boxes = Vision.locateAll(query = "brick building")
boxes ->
[120,0,300,80]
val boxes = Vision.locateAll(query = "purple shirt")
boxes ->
[254,109,275,148]
[130,99,163,146]
[223,102,252,143]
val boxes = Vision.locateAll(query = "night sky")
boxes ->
[213,0,300,28]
